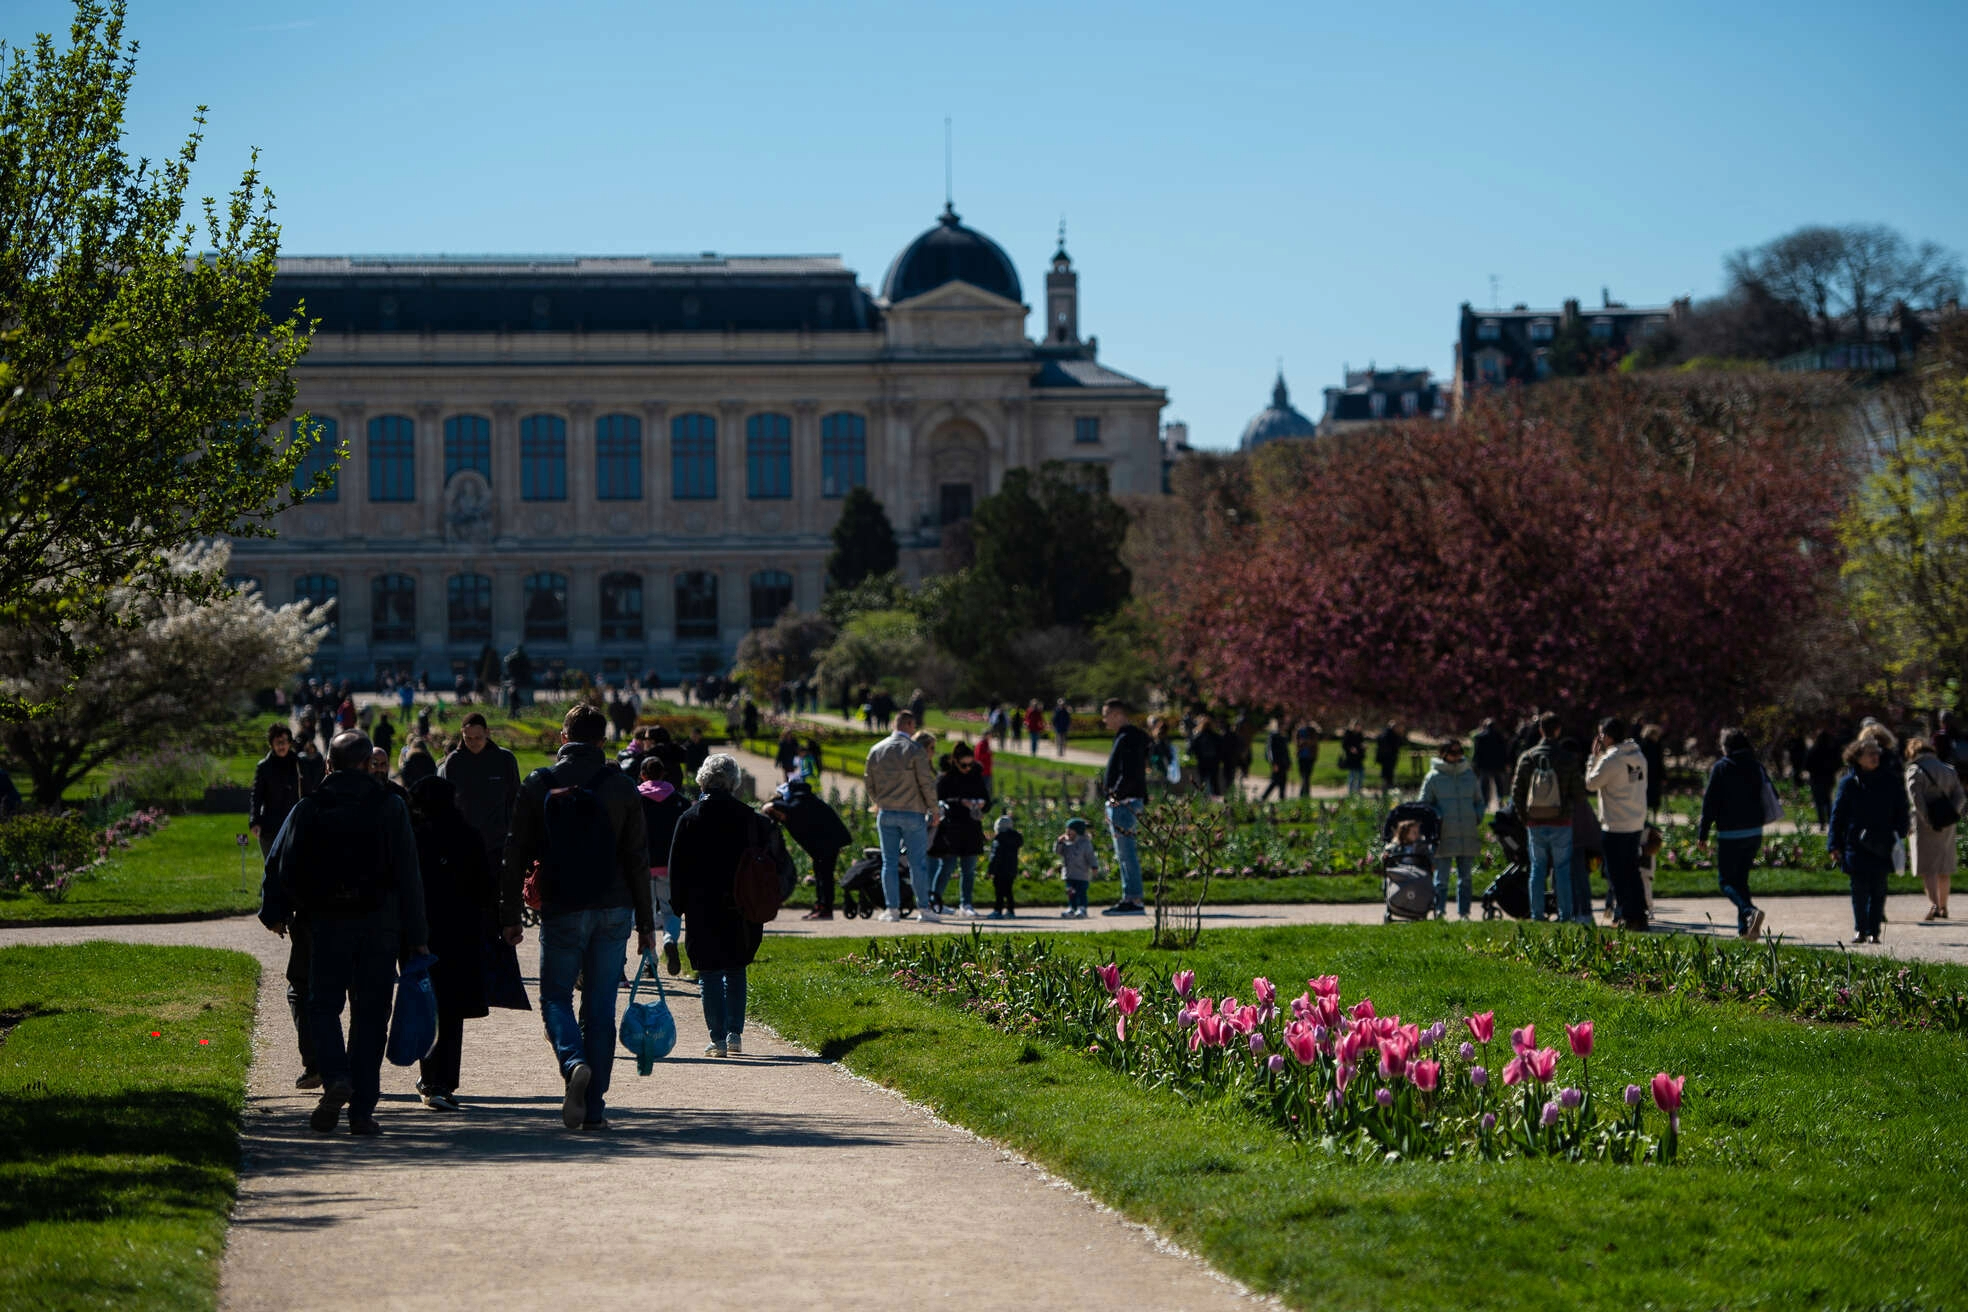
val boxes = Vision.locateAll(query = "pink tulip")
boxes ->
[1379,1045,1408,1082]
[1096,962,1122,995]
[1395,1022,1421,1051]
[1317,996,1342,1028]
[1501,1056,1527,1087]
[1310,974,1340,999]
[1267,1053,1286,1075]
[1284,1024,1319,1064]
[1290,992,1314,1020]
[1114,986,1142,1017]
[1527,1047,1559,1084]
[1470,1065,1488,1088]
[1116,1016,1128,1043]
[1412,1060,1441,1092]
[1466,1011,1495,1044]
[1651,1072,1685,1114]
[1351,998,1377,1021]
[1335,1061,1356,1092]
[1510,1024,1536,1056]
[1564,1020,1594,1059]
[1193,997,1216,1021]
[1170,969,1196,999]
[1252,977,1277,1007]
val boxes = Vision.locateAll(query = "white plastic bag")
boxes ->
[1892,836,1907,874]
[1167,759,1182,784]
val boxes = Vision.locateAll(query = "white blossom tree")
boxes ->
[1,542,325,805]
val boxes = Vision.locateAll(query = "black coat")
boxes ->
[929,766,990,857]
[668,790,765,973]
[1698,750,1767,841]
[410,779,492,1020]
[1829,765,1910,879]
[250,750,305,834]
[766,780,851,859]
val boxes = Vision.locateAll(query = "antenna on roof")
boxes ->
[944,116,953,209]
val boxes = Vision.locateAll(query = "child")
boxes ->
[1055,817,1099,918]
[1383,818,1428,868]
[987,813,1023,919]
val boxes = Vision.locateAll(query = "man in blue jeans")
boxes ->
[502,704,654,1130]
[1511,712,1588,924]
[1101,699,1150,914]
[864,710,940,923]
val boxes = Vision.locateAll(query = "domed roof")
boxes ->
[1240,372,1319,449]
[882,203,1023,304]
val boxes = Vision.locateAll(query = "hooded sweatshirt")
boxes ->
[638,778,689,874]
[1585,739,1649,835]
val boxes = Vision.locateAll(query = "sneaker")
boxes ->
[726,1035,743,1056]
[987,910,1004,920]
[578,1119,611,1131]
[876,910,899,923]
[1060,908,1076,919]
[421,1091,461,1112]
[1868,933,1882,944]
[917,907,942,924]
[562,1063,592,1130]
[800,908,834,921]
[309,1080,352,1133]
[1745,908,1767,942]
[664,942,682,976]
[703,1041,727,1058]
[348,1116,383,1137]
[958,904,978,917]
[295,1070,322,1091]
[1005,909,1017,918]
[1101,902,1146,916]
[1851,932,1870,944]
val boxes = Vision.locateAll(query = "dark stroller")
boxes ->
[836,847,918,920]
[1380,802,1441,922]
[1481,805,1555,920]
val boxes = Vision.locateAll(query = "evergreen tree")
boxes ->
[827,487,899,591]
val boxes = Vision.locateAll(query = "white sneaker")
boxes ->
[1060,908,1076,919]
[958,904,978,917]
[917,907,941,923]
[1745,908,1767,942]
[703,1041,727,1058]
[876,910,898,922]
[726,1035,743,1056]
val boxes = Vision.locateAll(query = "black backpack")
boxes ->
[288,786,394,916]
[533,770,620,908]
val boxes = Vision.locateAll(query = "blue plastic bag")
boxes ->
[618,950,676,1075]
[386,952,440,1067]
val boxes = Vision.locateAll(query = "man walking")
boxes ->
[502,704,655,1130]
[260,731,428,1136]
[1375,722,1403,794]
[865,710,940,923]
[1294,722,1319,798]
[1260,721,1291,802]
[440,711,522,871]
[1471,718,1510,811]
[1511,712,1588,924]
[250,722,316,1087]
[1586,717,1649,930]
[1100,698,1151,915]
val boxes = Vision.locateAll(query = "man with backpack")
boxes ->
[1511,712,1588,924]
[501,704,654,1131]
[260,731,428,1136]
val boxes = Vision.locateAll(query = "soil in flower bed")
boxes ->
[747,922,1968,1311]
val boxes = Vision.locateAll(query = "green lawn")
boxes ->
[0,815,260,926]
[749,923,1968,1310]
[0,942,258,1312]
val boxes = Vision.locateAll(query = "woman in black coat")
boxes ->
[249,723,305,857]
[1829,736,1910,944]
[667,754,765,1058]
[408,776,492,1108]
[927,743,990,914]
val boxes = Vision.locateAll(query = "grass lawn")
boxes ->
[749,922,1968,1310]
[0,815,261,926]
[0,942,258,1312]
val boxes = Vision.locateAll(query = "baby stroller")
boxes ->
[1480,805,1555,920]
[836,847,917,920]
[1380,802,1440,923]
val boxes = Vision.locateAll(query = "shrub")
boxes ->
[0,813,98,902]
[104,747,226,806]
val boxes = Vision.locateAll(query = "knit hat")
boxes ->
[1066,817,1090,832]
[995,814,1016,833]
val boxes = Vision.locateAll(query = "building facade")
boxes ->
[233,208,1167,684]
[1318,366,1443,435]
[1451,294,1682,411]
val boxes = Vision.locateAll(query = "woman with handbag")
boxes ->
[667,753,766,1058]
[1904,737,1964,921]
[1829,736,1911,944]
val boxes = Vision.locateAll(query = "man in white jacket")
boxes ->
[1586,717,1649,930]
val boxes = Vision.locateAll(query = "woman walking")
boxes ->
[1418,739,1484,919]
[407,776,492,1111]
[1904,737,1964,921]
[1829,736,1910,944]
[667,754,765,1057]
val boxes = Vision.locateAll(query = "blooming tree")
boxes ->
[1,542,325,804]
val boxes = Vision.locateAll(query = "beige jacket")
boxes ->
[865,731,936,814]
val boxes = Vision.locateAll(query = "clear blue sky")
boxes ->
[15,0,1966,448]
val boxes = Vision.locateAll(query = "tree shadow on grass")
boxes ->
[0,1089,237,1231]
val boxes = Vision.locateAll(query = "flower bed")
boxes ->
[0,806,168,903]
[856,933,1686,1164]
[1489,924,1968,1032]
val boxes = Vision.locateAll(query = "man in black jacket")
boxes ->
[1471,719,1509,812]
[1101,698,1150,915]
[439,712,522,870]
[502,703,654,1131]
[261,731,428,1136]
[250,721,316,1088]
[763,776,853,921]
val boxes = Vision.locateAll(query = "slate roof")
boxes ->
[1031,357,1154,389]
[881,204,1023,304]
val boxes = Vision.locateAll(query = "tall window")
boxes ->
[820,412,865,497]
[371,574,417,643]
[447,574,492,644]
[295,574,339,642]
[749,570,793,628]
[444,415,492,482]
[1074,416,1101,445]
[600,572,643,641]
[939,483,973,526]
[674,571,718,640]
[746,413,792,499]
[595,414,642,500]
[523,572,568,641]
[520,415,567,500]
[291,416,339,501]
[671,413,717,499]
[367,415,415,501]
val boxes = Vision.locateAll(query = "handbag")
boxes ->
[618,950,677,1075]
[1916,761,1963,830]
[1758,768,1785,827]
[483,932,531,1011]
[386,952,441,1066]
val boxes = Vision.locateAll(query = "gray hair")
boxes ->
[696,752,742,793]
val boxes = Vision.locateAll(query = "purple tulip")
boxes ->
[1248,1032,1268,1056]
[1558,1086,1583,1110]
[1458,1041,1475,1062]
[1624,1084,1644,1107]
[1375,1087,1394,1108]
[1480,1112,1497,1132]
[1470,1065,1488,1088]
[1177,1007,1195,1027]
[1313,1024,1329,1045]
[1267,1054,1286,1074]
[1540,1101,1561,1127]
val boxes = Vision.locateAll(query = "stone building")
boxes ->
[1237,372,1319,450]
[234,206,1167,684]
[1451,293,1679,411]
[1318,366,1443,435]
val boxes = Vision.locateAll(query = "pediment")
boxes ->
[886,279,1026,313]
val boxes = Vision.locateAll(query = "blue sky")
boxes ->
[15,0,1966,448]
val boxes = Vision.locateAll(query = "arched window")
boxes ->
[371,574,417,643]
[600,572,643,641]
[749,570,794,628]
[746,412,792,499]
[447,574,492,644]
[295,574,339,642]
[291,416,339,501]
[820,412,865,497]
[444,415,492,482]
[367,415,415,501]
[523,571,569,641]
[520,415,567,500]
[674,571,718,640]
[671,413,717,500]
[595,414,642,500]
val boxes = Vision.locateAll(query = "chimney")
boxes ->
[1563,298,1581,324]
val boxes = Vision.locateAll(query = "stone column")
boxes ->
[339,404,368,531]
[886,397,914,536]
[416,403,443,539]
[491,401,519,546]
[416,559,448,674]
[566,402,593,526]
[569,561,599,656]
[493,566,523,650]
[792,399,819,535]
[640,400,666,533]
[719,399,746,532]
[995,397,1025,490]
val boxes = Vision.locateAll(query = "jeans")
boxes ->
[699,968,747,1044]
[1065,880,1089,913]
[1346,768,1364,796]
[538,906,633,1122]
[1850,869,1888,937]
[1298,760,1316,797]
[307,918,398,1119]
[1526,824,1576,922]
[932,854,979,908]
[1603,830,1647,927]
[1716,836,1760,933]
[651,871,681,946]
[1107,799,1145,904]
[878,811,934,912]
[1433,855,1475,917]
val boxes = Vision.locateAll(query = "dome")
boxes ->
[1239,372,1319,449]
[882,203,1023,303]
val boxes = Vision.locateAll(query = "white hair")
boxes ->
[696,752,742,793]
